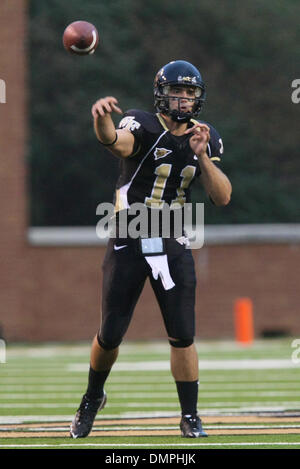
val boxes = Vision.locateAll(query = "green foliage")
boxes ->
[28,0,300,225]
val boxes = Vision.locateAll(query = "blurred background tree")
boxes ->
[28,0,300,226]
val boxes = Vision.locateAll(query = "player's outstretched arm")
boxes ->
[91,96,135,158]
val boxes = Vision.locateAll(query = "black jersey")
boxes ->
[114,109,224,212]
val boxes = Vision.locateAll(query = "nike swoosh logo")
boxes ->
[113,244,128,251]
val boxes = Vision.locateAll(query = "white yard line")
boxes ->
[2,382,300,391]
[68,359,299,371]
[2,374,300,382]
[0,442,300,448]
[3,424,300,432]
[0,381,295,392]
[2,390,300,399]
[1,407,300,425]
[0,413,179,424]
[2,402,300,409]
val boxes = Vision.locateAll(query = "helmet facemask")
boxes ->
[155,84,205,123]
[155,85,204,123]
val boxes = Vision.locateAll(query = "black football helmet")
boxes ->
[154,60,206,122]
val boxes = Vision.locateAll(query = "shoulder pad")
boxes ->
[120,109,162,133]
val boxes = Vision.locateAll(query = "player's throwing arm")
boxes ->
[92,97,135,158]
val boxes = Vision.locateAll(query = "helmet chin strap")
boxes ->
[170,110,191,123]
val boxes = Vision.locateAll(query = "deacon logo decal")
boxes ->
[118,116,141,132]
[178,75,197,84]
[154,147,173,160]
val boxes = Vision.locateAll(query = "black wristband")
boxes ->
[99,133,118,146]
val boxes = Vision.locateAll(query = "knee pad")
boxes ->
[168,338,194,348]
[97,331,122,351]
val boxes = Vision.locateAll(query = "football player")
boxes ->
[70,60,232,439]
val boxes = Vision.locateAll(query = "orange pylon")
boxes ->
[234,298,254,345]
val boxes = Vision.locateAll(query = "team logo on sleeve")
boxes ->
[154,147,173,160]
[118,116,141,131]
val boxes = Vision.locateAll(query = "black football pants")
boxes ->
[98,237,197,350]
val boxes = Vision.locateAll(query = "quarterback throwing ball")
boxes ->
[70,60,232,439]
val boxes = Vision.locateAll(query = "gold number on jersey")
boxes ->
[170,165,196,208]
[145,164,196,208]
[145,164,172,208]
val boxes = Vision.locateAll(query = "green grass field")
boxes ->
[1,338,300,449]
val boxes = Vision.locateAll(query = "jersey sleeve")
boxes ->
[206,124,224,166]
[205,124,225,205]
[117,109,147,156]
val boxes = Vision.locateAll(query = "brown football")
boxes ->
[63,21,99,55]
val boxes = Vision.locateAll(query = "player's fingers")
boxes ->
[201,124,210,132]
[92,97,122,117]
[190,135,203,145]
[195,128,210,143]
[190,129,206,139]
[111,103,123,114]
[193,123,209,132]
[106,97,123,114]
[184,124,201,134]
[203,128,210,141]
[95,104,106,117]
[91,105,98,118]
[103,101,113,113]
[184,125,209,135]
[96,99,113,116]
[195,126,210,138]
[92,104,103,118]
[106,96,118,104]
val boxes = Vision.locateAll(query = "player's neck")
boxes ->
[159,113,188,136]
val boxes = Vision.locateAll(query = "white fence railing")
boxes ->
[27,224,300,246]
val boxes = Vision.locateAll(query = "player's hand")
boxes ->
[184,123,210,157]
[91,96,123,118]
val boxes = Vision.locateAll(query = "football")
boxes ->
[63,21,99,55]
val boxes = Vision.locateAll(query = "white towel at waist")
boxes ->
[145,254,175,290]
